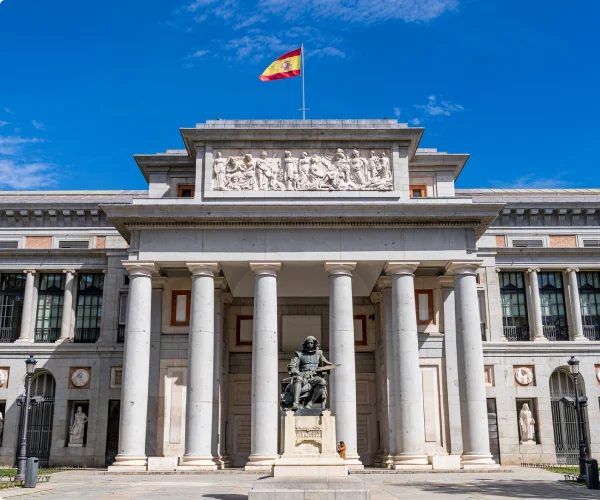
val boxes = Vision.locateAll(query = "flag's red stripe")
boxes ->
[259,69,301,81]
[275,48,301,61]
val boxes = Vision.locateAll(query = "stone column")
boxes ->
[111,261,158,470]
[446,261,495,468]
[16,269,36,343]
[245,262,281,472]
[58,270,76,341]
[180,263,220,469]
[566,268,587,341]
[440,276,463,457]
[527,268,547,341]
[211,284,229,468]
[381,283,397,466]
[385,262,429,469]
[325,261,363,469]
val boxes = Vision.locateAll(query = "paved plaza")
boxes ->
[0,469,597,500]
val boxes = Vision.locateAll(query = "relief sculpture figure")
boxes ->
[280,336,338,411]
[70,406,88,445]
[519,403,535,443]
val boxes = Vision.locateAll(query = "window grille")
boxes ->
[499,272,530,341]
[35,273,65,343]
[0,240,19,249]
[539,272,569,340]
[577,271,600,340]
[75,273,104,343]
[582,239,600,248]
[0,273,25,342]
[58,240,89,249]
[512,239,544,248]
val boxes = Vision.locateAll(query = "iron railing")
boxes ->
[481,322,486,341]
[34,328,61,343]
[117,325,125,343]
[543,325,569,341]
[74,328,100,343]
[504,325,530,342]
[582,325,600,341]
[0,326,19,343]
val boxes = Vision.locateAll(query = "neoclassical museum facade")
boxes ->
[0,120,598,470]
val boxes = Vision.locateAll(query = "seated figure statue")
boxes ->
[281,336,334,411]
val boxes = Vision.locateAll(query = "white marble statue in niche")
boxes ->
[519,403,536,444]
[212,148,393,191]
[69,406,88,447]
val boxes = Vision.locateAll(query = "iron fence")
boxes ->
[34,328,61,343]
[583,325,600,341]
[543,325,569,341]
[0,326,19,343]
[504,325,530,341]
[117,325,125,343]
[74,328,100,343]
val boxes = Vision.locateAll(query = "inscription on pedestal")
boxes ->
[235,415,251,452]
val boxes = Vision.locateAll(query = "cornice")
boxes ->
[483,342,600,355]
[496,247,600,257]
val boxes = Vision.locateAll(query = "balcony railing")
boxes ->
[504,325,530,342]
[543,325,569,341]
[117,324,125,343]
[0,326,20,343]
[34,328,61,343]
[74,328,100,343]
[481,322,486,341]
[583,325,600,341]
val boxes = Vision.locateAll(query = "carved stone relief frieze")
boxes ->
[212,148,393,192]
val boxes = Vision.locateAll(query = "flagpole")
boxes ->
[301,42,306,120]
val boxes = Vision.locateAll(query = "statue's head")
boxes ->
[77,406,82,412]
[303,336,319,352]
[302,151,308,158]
[216,152,222,158]
[522,403,529,411]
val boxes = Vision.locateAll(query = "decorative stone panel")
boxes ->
[596,365,600,386]
[25,236,52,249]
[95,236,106,249]
[495,235,506,248]
[69,367,91,389]
[514,366,535,387]
[110,367,122,388]
[0,368,9,389]
[549,235,576,248]
[484,365,495,387]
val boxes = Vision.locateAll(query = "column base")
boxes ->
[107,455,148,471]
[343,456,364,471]
[55,337,72,344]
[13,339,33,345]
[573,335,590,342]
[392,454,431,470]
[460,454,499,469]
[178,456,218,470]
[245,455,277,472]
[533,336,549,342]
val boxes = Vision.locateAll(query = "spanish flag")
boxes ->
[259,48,302,81]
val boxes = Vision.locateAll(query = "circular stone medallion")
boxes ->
[515,367,534,386]
[71,368,90,388]
[0,369,7,387]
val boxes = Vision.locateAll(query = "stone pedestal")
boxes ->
[272,410,348,477]
[249,477,370,500]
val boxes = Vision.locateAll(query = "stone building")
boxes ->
[0,120,598,470]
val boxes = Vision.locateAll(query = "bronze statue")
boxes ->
[280,336,338,411]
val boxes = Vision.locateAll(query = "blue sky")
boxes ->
[0,0,599,191]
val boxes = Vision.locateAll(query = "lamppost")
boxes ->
[16,355,37,482]
[567,356,587,483]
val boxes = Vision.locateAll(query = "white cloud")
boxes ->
[222,35,295,61]
[4,108,15,115]
[32,120,46,130]
[415,95,464,117]
[309,46,346,58]
[410,117,422,125]
[234,14,266,30]
[0,120,8,127]
[0,159,59,189]
[490,173,575,189]
[393,107,401,118]
[260,0,459,23]
[188,49,210,58]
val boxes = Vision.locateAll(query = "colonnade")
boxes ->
[112,259,495,470]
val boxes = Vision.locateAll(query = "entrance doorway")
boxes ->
[16,372,56,468]
[550,368,589,464]
[105,400,120,467]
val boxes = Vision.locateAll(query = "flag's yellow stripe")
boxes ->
[260,55,301,78]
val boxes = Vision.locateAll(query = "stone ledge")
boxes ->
[249,477,369,500]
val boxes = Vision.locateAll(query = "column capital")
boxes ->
[63,269,77,275]
[369,291,383,304]
[565,267,579,274]
[385,261,419,276]
[249,262,282,276]
[526,267,541,274]
[438,275,455,288]
[222,292,233,305]
[445,260,482,276]
[324,261,356,276]
[214,276,228,291]
[122,261,160,278]
[22,269,37,275]
[187,262,220,277]
[376,276,391,290]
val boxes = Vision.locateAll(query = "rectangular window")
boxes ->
[410,185,426,198]
[512,239,544,248]
[35,273,65,343]
[577,271,600,340]
[478,291,487,340]
[415,290,434,324]
[117,293,128,343]
[353,314,367,345]
[75,273,104,343]
[499,272,530,341]
[0,240,19,249]
[236,315,253,345]
[582,240,600,248]
[58,240,90,249]
[171,290,191,326]
[538,271,569,340]
[0,273,25,342]
[177,185,195,198]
